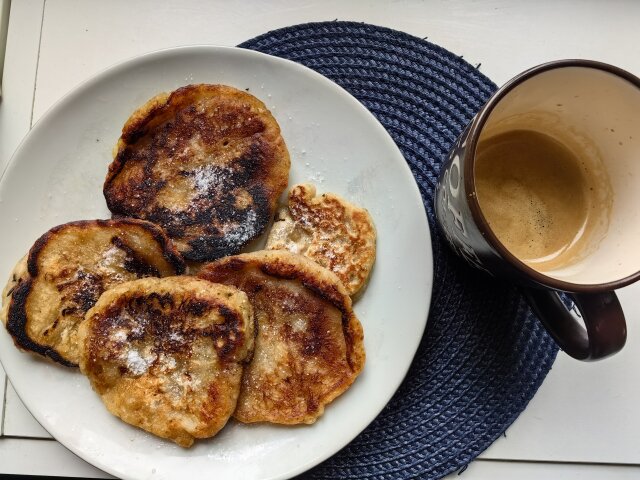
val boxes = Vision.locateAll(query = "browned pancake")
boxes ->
[103,84,291,262]
[2,219,185,367]
[78,276,254,447]
[1,255,29,328]
[198,250,365,424]
[266,183,377,296]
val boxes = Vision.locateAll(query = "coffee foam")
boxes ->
[475,129,610,272]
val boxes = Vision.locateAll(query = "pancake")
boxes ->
[78,276,254,447]
[266,184,376,295]
[103,84,291,262]
[1,255,29,328]
[2,219,185,367]
[198,250,365,424]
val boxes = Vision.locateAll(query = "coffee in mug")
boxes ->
[435,60,640,360]
[474,129,613,273]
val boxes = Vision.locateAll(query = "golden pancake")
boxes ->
[78,276,254,447]
[266,184,376,296]
[198,250,365,424]
[2,219,185,366]
[266,184,376,295]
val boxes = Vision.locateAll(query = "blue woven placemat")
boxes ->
[240,22,559,480]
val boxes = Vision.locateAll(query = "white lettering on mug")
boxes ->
[449,154,461,198]
[440,143,490,275]
[443,156,467,238]
[458,238,490,273]
[441,220,489,273]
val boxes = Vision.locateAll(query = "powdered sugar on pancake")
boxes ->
[223,209,259,248]
[125,349,157,376]
[192,165,232,195]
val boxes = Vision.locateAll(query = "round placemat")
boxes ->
[240,22,559,480]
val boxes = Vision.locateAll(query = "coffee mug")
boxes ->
[435,60,640,360]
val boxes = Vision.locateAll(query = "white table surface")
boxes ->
[1,0,639,478]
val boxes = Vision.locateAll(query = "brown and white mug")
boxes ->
[435,60,640,360]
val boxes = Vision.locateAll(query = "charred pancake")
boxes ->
[2,219,185,367]
[266,184,376,296]
[198,250,365,424]
[78,276,254,447]
[1,255,28,328]
[104,84,291,262]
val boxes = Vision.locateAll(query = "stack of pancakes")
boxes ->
[1,84,375,447]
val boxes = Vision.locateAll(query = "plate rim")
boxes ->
[0,44,433,480]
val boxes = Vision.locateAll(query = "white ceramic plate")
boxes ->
[0,46,432,480]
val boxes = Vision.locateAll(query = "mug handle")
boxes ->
[523,289,627,361]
